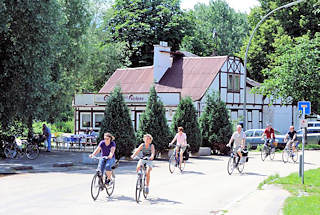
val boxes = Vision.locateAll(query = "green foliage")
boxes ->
[199,91,233,154]
[254,33,320,114]
[258,173,279,190]
[98,86,136,160]
[137,86,171,154]
[181,0,249,56]
[170,97,202,153]
[239,0,320,82]
[107,0,191,67]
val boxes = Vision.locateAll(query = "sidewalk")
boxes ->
[0,151,95,174]
[224,184,290,215]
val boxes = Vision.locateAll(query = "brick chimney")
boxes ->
[153,41,172,83]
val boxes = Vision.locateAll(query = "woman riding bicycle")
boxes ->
[227,125,246,163]
[169,127,187,169]
[131,134,155,194]
[89,132,116,185]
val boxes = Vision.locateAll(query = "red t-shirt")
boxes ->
[264,128,275,139]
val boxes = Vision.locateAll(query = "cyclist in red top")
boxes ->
[261,123,275,147]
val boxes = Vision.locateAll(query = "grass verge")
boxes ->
[263,168,320,215]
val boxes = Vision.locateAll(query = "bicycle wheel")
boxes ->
[179,159,186,172]
[26,144,39,160]
[237,161,245,173]
[143,176,148,199]
[91,174,100,200]
[282,148,289,163]
[106,172,115,196]
[4,145,16,159]
[15,149,24,159]
[261,146,267,161]
[169,154,176,174]
[291,149,299,163]
[269,148,275,160]
[135,176,142,203]
[227,157,235,175]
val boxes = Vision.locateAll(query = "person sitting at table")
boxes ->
[89,128,96,136]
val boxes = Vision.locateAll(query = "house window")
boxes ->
[228,74,233,91]
[234,75,240,92]
[94,113,104,128]
[228,74,240,92]
[81,113,91,128]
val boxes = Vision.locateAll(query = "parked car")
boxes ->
[307,121,320,128]
[296,127,320,145]
[245,129,286,150]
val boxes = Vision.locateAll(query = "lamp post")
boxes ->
[243,0,306,130]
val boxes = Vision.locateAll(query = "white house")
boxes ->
[73,42,298,134]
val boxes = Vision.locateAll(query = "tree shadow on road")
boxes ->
[146,197,182,205]
[242,172,268,176]
[181,170,206,175]
[190,156,223,161]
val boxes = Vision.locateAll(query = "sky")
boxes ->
[181,0,260,13]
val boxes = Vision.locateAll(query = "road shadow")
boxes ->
[103,194,137,203]
[243,172,268,177]
[190,156,223,161]
[146,197,182,205]
[182,170,206,175]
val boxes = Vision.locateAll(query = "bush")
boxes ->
[171,97,202,153]
[199,91,233,155]
[98,86,136,160]
[137,86,171,155]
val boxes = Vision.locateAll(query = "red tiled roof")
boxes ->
[99,56,229,101]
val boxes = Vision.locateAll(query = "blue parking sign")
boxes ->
[298,101,311,115]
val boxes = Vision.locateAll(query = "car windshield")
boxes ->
[254,130,264,137]
[245,131,254,137]
[275,130,282,135]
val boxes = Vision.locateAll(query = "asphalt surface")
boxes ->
[0,151,319,215]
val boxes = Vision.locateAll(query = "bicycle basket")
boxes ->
[183,150,189,160]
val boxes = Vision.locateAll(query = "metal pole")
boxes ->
[243,0,306,130]
[302,108,306,184]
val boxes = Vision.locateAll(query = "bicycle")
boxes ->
[168,144,189,173]
[227,149,248,175]
[282,140,299,163]
[3,136,39,160]
[134,156,149,203]
[261,139,276,161]
[90,156,117,200]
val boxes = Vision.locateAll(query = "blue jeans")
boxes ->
[97,157,115,175]
[46,134,51,151]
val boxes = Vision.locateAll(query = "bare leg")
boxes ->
[146,167,151,186]
[179,151,183,168]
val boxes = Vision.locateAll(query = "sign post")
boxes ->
[298,101,311,184]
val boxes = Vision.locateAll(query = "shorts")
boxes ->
[138,158,153,169]
[286,140,298,148]
[264,139,275,148]
[233,145,242,153]
[176,145,187,154]
[98,157,115,174]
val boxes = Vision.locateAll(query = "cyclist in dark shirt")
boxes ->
[285,126,298,155]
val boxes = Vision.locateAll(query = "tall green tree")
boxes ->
[239,0,320,82]
[98,86,136,160]
[171,97,202,153]
[254,33,320,114]
[181,0,249,56]
[0,0,63,132]
[107,0,191,67]
[199,91,232,155]
[137,86,171,155]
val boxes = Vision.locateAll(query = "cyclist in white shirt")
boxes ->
[169,127,187,169]
[227,125,246,163]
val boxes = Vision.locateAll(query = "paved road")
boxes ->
[1,151,319,215]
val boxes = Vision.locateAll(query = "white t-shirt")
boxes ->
[231,131,246,148]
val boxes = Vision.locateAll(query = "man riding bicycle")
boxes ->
[227,125,246,163]
[261,123,276,149]
[284,126,298,156]
[169,127,187,169]
[89,132,116,186]
[131,134,155,194]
